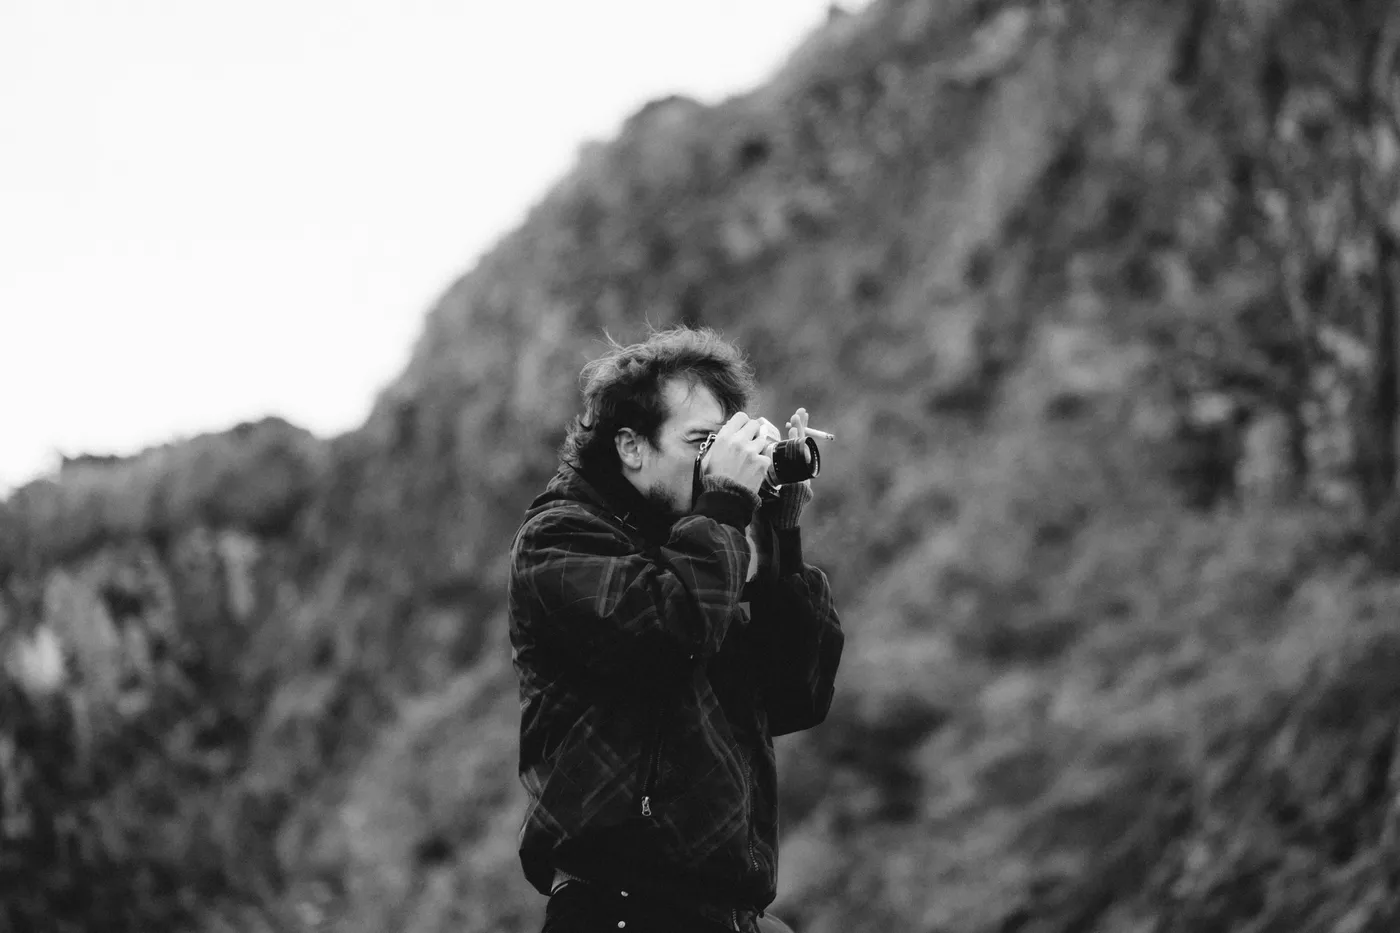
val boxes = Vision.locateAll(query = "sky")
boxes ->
[0,0,869,494]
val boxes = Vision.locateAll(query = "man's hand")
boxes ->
[704,412,775,494]
[785,407,813,451]
[771,407,816,529]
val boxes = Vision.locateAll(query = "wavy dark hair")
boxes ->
[561,326,757,477]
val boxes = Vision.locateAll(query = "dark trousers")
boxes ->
[541,880,797,933]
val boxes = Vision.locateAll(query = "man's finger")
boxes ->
[717,412,751,438]
[742,418,771,442]
[747,435,776,455]
[787,408,808,441]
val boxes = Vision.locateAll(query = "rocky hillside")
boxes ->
[7,1,1400,931]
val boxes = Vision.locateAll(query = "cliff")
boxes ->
[6,1,1400,931]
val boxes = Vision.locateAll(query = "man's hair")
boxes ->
[561,326,757,476]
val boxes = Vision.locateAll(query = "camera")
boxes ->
[696,431,821,487]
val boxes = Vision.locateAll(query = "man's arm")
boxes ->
[748,524,844,737]
[510,487,755,678]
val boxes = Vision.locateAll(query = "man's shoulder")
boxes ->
[516,465,620,532]
[512,498,629,558]
[519,498,615,534]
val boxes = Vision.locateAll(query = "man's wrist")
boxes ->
[695,475,760,528]
[767,481,812,530]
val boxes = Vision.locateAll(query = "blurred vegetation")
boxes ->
[0,418,327,931]
[8,0,1400,930]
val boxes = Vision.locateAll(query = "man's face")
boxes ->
[618,377,725,519]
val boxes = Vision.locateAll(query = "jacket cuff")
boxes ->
[695,476,760,529]
[776,526,804,576]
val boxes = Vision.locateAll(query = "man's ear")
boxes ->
[615,428,644,471]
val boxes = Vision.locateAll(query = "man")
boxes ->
[507,326,844,933]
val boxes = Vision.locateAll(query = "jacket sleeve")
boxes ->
[748,526,844,737]
[510,491,754,678]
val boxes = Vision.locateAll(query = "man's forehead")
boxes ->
[662,377,725,428]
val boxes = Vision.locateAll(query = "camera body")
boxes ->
[696,432,821,487]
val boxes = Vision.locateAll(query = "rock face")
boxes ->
[7,1,1400,932]
[0,419,324,932]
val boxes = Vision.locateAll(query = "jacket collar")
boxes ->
[543,459,676,544]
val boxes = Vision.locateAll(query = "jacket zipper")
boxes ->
[739,745,758,870]
[638,562,681,820]
[640,718,663,817]
[731,747,762,931]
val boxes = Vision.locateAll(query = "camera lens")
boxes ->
[768,437,820,486]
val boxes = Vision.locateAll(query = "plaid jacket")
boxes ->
[507,462,843,911]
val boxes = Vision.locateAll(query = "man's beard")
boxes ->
[643,484,688,526]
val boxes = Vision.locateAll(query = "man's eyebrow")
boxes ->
[684,424,720,437]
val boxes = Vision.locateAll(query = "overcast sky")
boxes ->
[0,0,866,494]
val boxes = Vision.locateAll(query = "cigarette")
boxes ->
[807,428,835,441]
